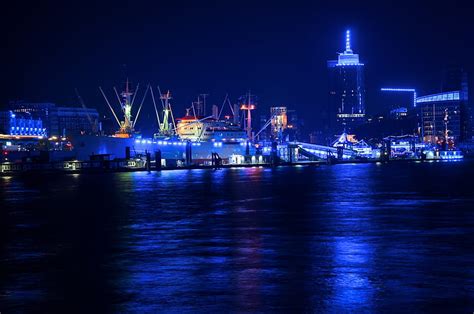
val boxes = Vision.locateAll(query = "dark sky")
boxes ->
[3,0,474,130]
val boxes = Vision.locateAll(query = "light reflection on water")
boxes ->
[1,162,474,312]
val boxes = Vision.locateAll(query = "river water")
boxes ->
[1,161,473,313]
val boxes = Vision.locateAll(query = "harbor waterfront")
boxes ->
[1,161,474,312]
[3,2,474,312]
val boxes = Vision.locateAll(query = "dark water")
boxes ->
[1,161,474,313]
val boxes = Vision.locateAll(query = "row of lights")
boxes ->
[134,139,250,148]
[135,139,203,147]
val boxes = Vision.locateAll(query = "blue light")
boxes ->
[416,91,460,104]
[381,88,416,92]
[381,88,417,107]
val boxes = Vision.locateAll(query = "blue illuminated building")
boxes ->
[0,111,47,137]
[417,91,464,144]
[327,30,366,134]
[9,101,99,136]
[417,66,471,144]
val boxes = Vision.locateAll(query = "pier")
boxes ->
[1,139,463,176]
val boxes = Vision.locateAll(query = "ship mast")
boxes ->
[160,90,175,136]
[120,78,134,133]
[99,78,149,137]
[240,91,256,141]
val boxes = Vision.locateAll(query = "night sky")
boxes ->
[3,0,474,132]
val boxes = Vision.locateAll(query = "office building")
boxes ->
[327,30,366,133]
[8,101,99,136]
[441,66,472,141]
[0,111,46,137]
[55,106,99,136]
[417,66,471,145]
[417,91,464,144]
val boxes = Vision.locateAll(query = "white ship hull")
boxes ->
[70,135,252,163]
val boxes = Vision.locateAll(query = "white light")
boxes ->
[345,29,351,52]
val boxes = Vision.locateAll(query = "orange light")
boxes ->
[240,105,255,110]
[114,133,131,138]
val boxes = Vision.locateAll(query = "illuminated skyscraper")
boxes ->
[327,30,366,134]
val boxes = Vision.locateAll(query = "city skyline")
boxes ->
[2,0,474,122]
[2,2,474,313]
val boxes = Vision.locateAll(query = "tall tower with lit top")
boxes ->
[327,29,366,134]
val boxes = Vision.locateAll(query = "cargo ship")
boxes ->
[70,81,253,164]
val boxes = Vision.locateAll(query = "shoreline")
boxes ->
[1,157,468,177]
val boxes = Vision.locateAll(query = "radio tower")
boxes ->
[239,91,257,141]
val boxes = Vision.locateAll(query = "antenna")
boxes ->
[345,29,352,53]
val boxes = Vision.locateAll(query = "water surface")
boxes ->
[1,161,474,312]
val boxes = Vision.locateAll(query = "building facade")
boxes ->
[8,102,99,136]
[270,107,288,141]
[441,66,472,141]
[327,30,366,134]
[417,66,471,145]
[417,91,465,145]
[0,111,47,137]
[55,106,99,136]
